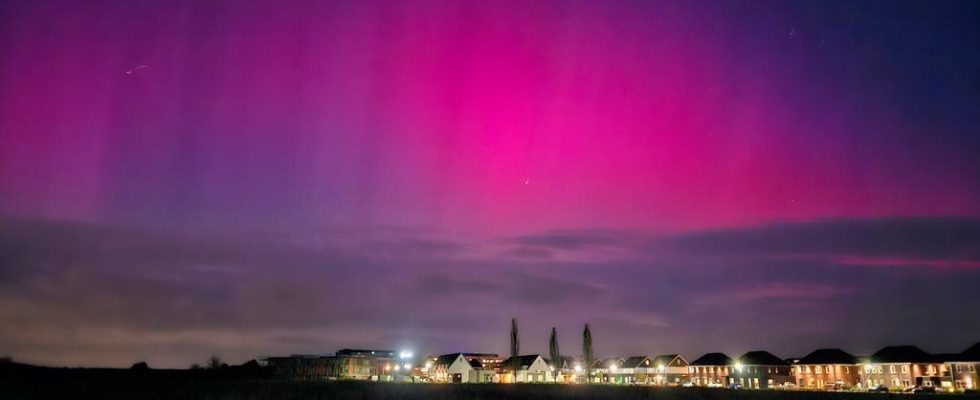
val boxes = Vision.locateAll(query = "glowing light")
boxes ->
[399,351,413,359]
[735,362,744,373]
[574,364,583,372]
[404,363,412,370]
[425,361,433,369]
[610,364,619,372]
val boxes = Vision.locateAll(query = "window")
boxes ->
[816,366,822,374]
[970,365,976,372]
[957,365,963,372]
[844,366,849,373]
[889,366,896,373]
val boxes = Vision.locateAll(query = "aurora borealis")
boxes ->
[1,0,979,368]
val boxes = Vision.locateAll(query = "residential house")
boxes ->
[551,355,579,383]
[429,353,500,383]
[792,348,860,389]
[592,357,625,383]
[501,354,551,383]
[730,351,792,389]
[689,353,733,387]
[861,345,949,389]
[941,342,980,390]
[618,356,655,384]
[650,354,690,386]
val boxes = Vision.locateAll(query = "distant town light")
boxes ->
[394,364,402,372]
[574,364,583,372]
[399,350,413,359]
[404,363,412,370]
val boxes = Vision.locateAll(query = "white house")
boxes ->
[430,353,498,383]
[502,355,551,383]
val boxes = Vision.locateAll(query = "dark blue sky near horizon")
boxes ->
[1,0,979,367]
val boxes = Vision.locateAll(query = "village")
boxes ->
[264,323,980,393]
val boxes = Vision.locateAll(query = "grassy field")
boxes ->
[3,364,979,400]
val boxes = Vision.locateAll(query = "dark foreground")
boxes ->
[3,364,979,400]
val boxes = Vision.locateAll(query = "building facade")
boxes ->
[792,348,861,390]
[729,351,792,389]
[860,345,949,390]
[689,353,733,387]
[651,354,691,385]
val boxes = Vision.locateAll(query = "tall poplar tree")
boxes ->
[549,327,561,381]
[583,323,594,383]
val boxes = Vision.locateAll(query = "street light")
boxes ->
[400,351,413,359]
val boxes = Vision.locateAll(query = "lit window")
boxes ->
[890,366,896,373]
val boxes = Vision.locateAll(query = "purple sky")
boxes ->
[1,0,979,368]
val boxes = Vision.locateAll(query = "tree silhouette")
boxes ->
[510,318,520,379]
[207,355,223,370]
[583,324,594,383]
[549,327,561,381]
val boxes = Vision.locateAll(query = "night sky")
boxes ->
[1,0,979,368]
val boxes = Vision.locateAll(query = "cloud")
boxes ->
[661,217,980,262]
[2,217,980,368]
[510,229,647,250]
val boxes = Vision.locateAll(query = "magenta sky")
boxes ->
[1,0,979,368]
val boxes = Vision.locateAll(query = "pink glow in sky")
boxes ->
[2,0,977,234]
[1,0,980,368]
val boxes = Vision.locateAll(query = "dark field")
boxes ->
[3,365,979,400]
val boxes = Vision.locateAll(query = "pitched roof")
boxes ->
[870,346,933,363]
[621,356,652,368]
[433,353,464,367]
[798,349,857,365]
[652,354,687,367]
[737,351,788,366]
[502,355,543,368]
[963,342,980,358]
[468,359,483,368]
[594,357,624,369]
[690,353,733,366]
